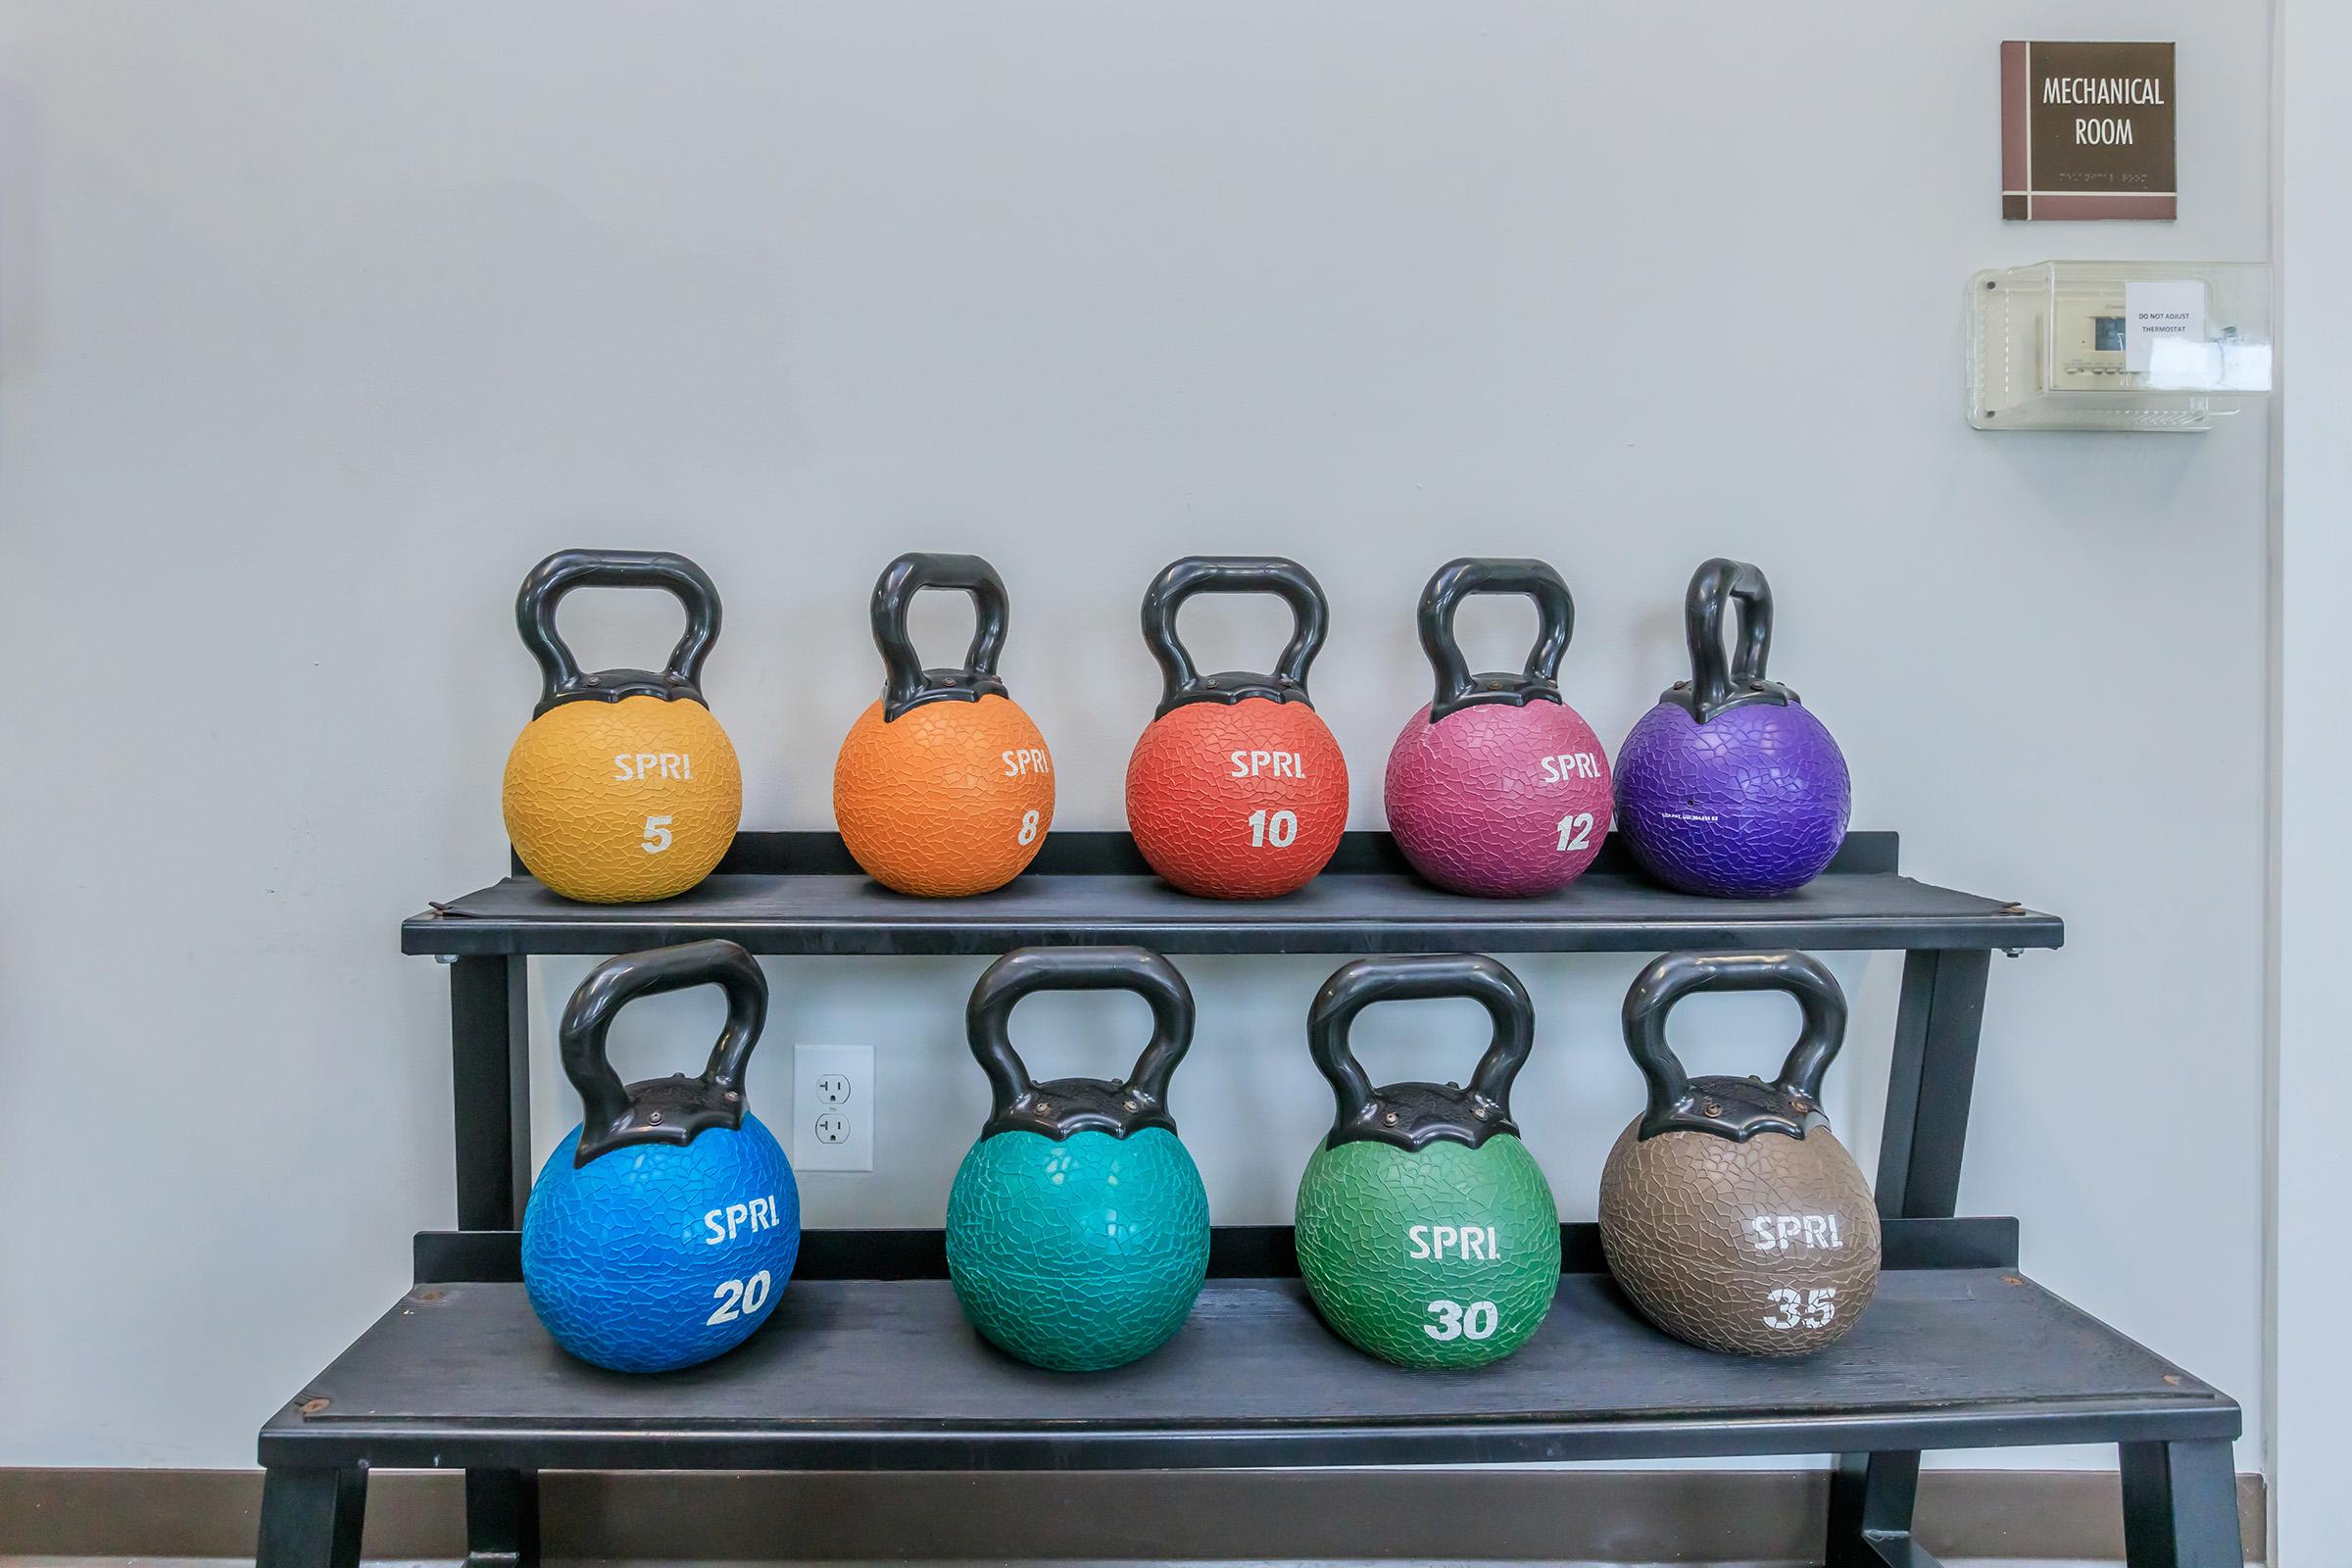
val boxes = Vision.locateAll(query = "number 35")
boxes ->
[1764,1286,1838,1330]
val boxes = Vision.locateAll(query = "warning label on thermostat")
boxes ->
[2125,279,2206,373]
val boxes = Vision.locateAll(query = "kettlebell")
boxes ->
[1125,557,1348,899]
[1614,560,1850,898]
[945,947,1210,1371]
[521,940,801,1373]
[1597,952,1880,1357]
[1384,559,1613,897]
[502,550,743,903]
[833,554,1054,897]
[1294,955,1560,1368]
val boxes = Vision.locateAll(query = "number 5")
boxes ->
[641,814,673,855]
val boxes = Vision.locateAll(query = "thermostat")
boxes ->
[1968,261,2272,431]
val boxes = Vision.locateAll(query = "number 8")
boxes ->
[1016,808,1040,846]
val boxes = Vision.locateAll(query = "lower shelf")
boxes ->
[258,1220,2236,1473]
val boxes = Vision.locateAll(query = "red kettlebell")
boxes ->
[1125,558,1348,899]
[1385,560,1612,896]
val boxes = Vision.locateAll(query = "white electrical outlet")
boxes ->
[793,1043,874,1171]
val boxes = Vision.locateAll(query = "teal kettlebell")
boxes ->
[945,946,1211,1371]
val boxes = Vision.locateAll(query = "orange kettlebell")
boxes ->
[1125,557,1348,899]
[501,550,742,903]
[833,554,1054,897]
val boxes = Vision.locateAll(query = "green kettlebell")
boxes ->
[1295,955,1561,1368]
[945,946,1211,1372]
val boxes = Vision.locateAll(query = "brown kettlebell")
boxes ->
[1597,952,1880,1356]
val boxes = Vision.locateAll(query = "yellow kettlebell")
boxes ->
[501,550,742,903]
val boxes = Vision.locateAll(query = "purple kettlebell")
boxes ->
[1614,561,1849,898]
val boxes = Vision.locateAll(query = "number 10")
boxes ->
[1249,808,1298,848]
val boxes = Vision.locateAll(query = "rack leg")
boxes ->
[1874,948,1991,1220]
[466,1467,541,1568]
[2121,1439,2243,1568]
[1826,951,1990,1567]
[451,956,531,1231]
[256,1465,366,1568]
[1825,1450,1939,1567]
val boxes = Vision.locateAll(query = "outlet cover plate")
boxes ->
[793,1043,874,1172]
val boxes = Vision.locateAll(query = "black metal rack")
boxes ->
[257,830,2244,1568]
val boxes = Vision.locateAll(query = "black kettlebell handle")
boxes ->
[1308,954,1533,1152]
[1669,558,1795,723]
[967,946,1197,1141]
[516,549,722,717]
[1141,556,1329,718]
[1620,951,1846,1142]
[1417,558,1575,721]
[560,940,768,1165]
[871,553,1012,721]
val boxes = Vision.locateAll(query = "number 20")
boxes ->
[707,1270,774,1325]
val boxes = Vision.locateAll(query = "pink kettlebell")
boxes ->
[1385,559,1612,897]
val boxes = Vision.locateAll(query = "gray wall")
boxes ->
[0,1,2270,1469]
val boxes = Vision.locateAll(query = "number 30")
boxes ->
[1423,1299,1499,1341]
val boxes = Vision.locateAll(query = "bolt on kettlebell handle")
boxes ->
[1670,558,1795,724]
[966,946,1197,1140]
[1307,954,1535,1151]
[515,549,723,717]
[1417,557,1577,722]
[870,552,1013,720]
[1140,556,1330,718]
[1620,951,1846,1142]
[559,940,768,1164]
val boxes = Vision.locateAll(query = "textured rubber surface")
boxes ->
[1385,700,1613,897]
[833,695,1054,897]
[1126,698,1348,899]
[1598,1116,1880,1357]
[1613,700,1849,898]
[1295,1135,1559,1367]
[520,1115,801,1373]
[945,1127,1210,1372]
[503,696,742,903]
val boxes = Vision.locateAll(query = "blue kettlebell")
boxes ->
[521,940,801,1372]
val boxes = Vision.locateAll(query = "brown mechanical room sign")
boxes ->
[2001,41,2177,220]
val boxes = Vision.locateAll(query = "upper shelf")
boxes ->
[403,831,2062,957]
